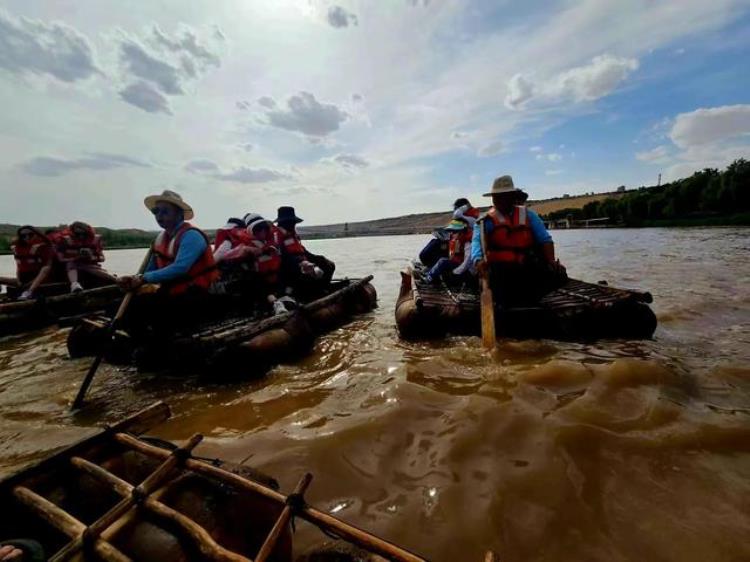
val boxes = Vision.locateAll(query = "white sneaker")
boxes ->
[70,282,83,293]
[313,266,324,279]
[19,290,33,300]
[273,300,287,316]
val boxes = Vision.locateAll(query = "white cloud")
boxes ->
[635,145,671,163]
[151,25,221,70]
[551,55,639,102]
[184,158,220,173]
[545,169,563,176]
[529,146,542,153]
[326,153,369,169]
[504,73,534,110]
[669,104,750,148]
[257,96,276,109]
[21,153,150,177]
[0,10,99,82]
[477,140,505,157]
[327,6,358,28]
[215,166,291,184]
[535,151,563,162]
[119,80,171,114]
[263,92,349,137]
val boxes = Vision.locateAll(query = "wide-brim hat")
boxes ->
[144,189,194,220]
[483,175,528,199]
[275,206,303,224]
[444,219,469,231]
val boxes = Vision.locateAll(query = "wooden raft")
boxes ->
[1,401,427,562]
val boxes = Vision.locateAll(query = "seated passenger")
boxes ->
[418,198,481,268]
[273,206,335,299]
[10,226,56,300]
[423,219,474,284]
[245,216,286,315]
[472,175,566,307]
[213,217,252,264]
[56,222,116,292]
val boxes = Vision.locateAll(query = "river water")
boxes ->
[1,228,749,561]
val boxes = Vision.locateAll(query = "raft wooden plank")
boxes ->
[0,402,170,490]
[13,486,132,562]
[114,433,427,562]
[255,473,312,562]
[70,457,250,562]
[0,285,121,313]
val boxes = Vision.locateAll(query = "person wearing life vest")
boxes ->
[245,215,290,315]
[213,218,253,264]
[118,190,219,297]
[423,219,475,284]
[471,175,566,306]
[10,226,55,300]
[273,206,335,298]
[55,221,116,292]
[418,198,481,268]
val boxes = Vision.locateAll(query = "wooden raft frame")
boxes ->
[2,402,427,562]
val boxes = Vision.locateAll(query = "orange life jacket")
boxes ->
[273,226,306,256]
[58,227,104,263]
[448,229,472,264]
[214,226,250,251]
[485,206,534,265]
[248,238,282,281]
[12,236,52,275]
[153,223,219,295]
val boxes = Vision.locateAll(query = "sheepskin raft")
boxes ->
[0,401,436,562]
[67,277,377,374]
[395,265,656,340]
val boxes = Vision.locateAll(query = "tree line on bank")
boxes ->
[544,159,750,226]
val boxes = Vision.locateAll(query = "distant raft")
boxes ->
[67,277,377,375]
[0,284,121,337]
[395,265,657,341]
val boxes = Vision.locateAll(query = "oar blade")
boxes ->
[480,279,496,349]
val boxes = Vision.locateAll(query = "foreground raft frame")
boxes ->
[1,402,430,562]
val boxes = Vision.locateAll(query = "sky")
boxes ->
[1,0,749,229]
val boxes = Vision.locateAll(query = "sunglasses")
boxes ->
[151,206,173,216]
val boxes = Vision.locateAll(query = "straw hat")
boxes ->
[483,175,527,198]
[144,190,194,220]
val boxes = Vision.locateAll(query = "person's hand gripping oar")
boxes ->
[71,247,153,410]
[478,225,496,350]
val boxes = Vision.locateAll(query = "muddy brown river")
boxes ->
[1,228,749,561]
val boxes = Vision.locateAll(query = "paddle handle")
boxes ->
[71,248,153,410]
[479,225,496,349]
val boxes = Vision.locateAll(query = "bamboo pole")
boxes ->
[52,434,203,562]
[114,433,427,562]
[255,473,313,562]
[70,456,249,562]
[13,486,132,562]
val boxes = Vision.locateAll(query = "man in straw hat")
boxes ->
[471,175,566,306]
[118,190,219,300]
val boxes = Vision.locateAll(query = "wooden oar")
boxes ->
[71,248,153,410]
[479,225,496,350]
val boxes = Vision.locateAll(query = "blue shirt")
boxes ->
[471,208,552,264]
[143,223,208,284]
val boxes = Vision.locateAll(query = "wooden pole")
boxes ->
[255,473,313,562]
[479,225,496,349]
[71,248,152,410]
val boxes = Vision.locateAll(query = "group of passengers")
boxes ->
[9,222,115,299]
[10,190,335,317]
[418,175,567,306]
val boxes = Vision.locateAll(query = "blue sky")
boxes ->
[0,0,749,228]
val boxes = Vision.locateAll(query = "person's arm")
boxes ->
[526,210,555,263]
[471,220,487,265]
[143,230,207,284]
[212,239,233,262]
[452,241,473,274]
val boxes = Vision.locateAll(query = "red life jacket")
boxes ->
[58,227,104,263]
[448,229,472,264]
[12,236,52,275]
[214,226,250,251]
[273,226,306,256]
[485,206,534,265]
[153,223,219,295]
[464,206,480,219]
[248,238,281,281]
